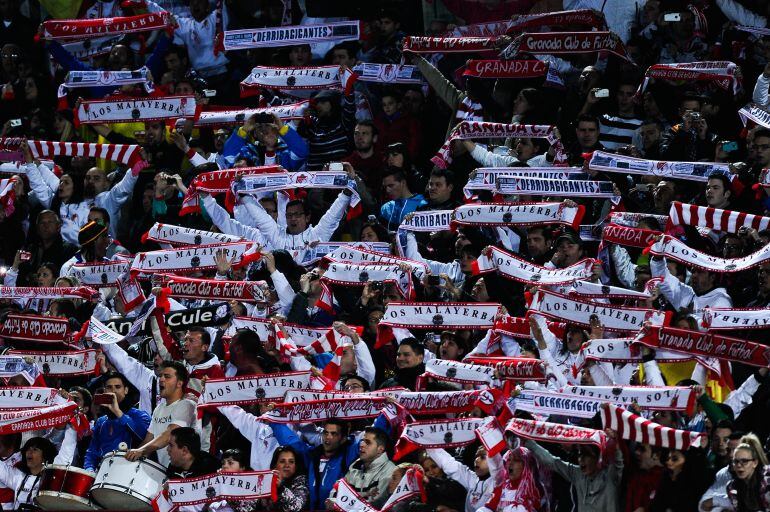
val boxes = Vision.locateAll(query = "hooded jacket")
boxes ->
[344,452,397,502]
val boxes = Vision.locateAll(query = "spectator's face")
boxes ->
[679,99,701,116]
[158,367,182,399]
[473,448,489,478]
[108,45,128,69]
[722,236,742,258]
[526,229,549,258]
[142,188,153,212]
[37,212,61,240]
[512,92,530,115]
[664,450,686,475]
[381,95,400,117]
[421,457,444,478]
[507,455,524,480]
[190,0,209,21]
[321,424,344,452]
[378,17,399,38]
[514,138,537,160]
[360,226,380,242]
[181,331,207,363]
[353,125,375,152]
[386,152,404,168]
[557,239,582,266]
[640,123,661,150]
[274,450,297,480]
[84,168,108,196]
[578,449,599,476]
[166,437,186,467]
[732,448,759,481]
[635,444,659,470]
[382,175,404,200]
[255,124,279,148]
[750,136,770,166]
[314,99,332,117]
[260,199,278,221]
[633,267,652,290]
[214,130,228,152]
[103,377,128,405]
[25,447,44,472]
[616,84,636,111]
[642,92,661,118]
[439,338,462,360]
[472,277,489,301]
[566,329,584,353]
[174,81,194,96]
[757,265,770,294]
[689,268,715,295]
[165,53,185,74]
[340,345,357,374]
[24,77,37,101]
[575,121,599,149]
[366,310,383,333]
[87,211,108,230]
[288,45,312,66]
[396,344,422,369]
[285,204,309,234]
[578,66,599,93]
[36,267,55,287]
[145,122,166,146]
[459,251,475,273]
[342,378,365,392]
[403,90,424,115]
[712,427,732,457]
[0,0,13,19]
[332,49,355,67]
[221,457,243,472]
[653,180,676,212]
[427,175,452,204]
[57,175,74,201]
[643,0,661,24]
[705,178,730,208]
[358,433,384,463]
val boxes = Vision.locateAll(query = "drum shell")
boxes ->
[36,465,97,511]
[91,451,166,511]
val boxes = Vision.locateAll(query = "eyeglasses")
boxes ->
[343,383,364,391]
[731,458,756,466]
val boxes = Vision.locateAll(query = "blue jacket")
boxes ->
[269,414,390,510]
[83,408,151,471]
[222,125,309,170]
[380,194,427,231]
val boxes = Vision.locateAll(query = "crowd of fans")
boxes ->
[2,0,770,511]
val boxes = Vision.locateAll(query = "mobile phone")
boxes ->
[253,113,274,124]
[202,89,217,98]
[722,141,739,152]
[664,13,681,22]
[594,89,609,98]
[370,281,384,292]
[18,251,31,262]
[329,162,344,172]
[93,393,113,406]
[427,275,441,286]
[9,119,21,128]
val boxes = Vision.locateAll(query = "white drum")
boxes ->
[90,451,166,511]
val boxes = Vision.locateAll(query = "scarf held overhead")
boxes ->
[452,202,584,230]
[219,21,361,52]
[74,95,198,125]
[41,11,172,41]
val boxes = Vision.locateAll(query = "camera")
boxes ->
[664,12,681,22]
[594,89,609,98]
[370,281,384,292]
[329,162,344,172]
[253,113,274,124]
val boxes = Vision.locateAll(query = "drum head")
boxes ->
[90,486,152,511]
[37,491,98,511]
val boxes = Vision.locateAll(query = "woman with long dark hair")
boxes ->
[650,446,712,511]
[269,446,309,512]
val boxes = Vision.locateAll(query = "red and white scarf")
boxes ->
[197,371,312,410]
[194,101,309,128]
[394,418,487,460]
[560,385,695,413]
[399,210,453,232]
[581,337,694,364]
[513,389,607,419]
[463,356,546,381]
[74,95,198,126]
[402,36,497,53]
[496,175,616,199]
[62,34,124,61]
[164,471,277,507]
[738,103,770,130]
[142,222,244,247]
[473,245,594,285]
[0,357,44,386]
[501,31,632,62]
[589,150,731,182]
[240,65,342,96]
[233,171,359,207]
[261,396,387,423]
[70,261,130,287]
[59,67,154,97]
[463,59,563,87]
[451,202,584,230]
[291,241,391,266]
[611,211,669,228]
[640,61,739,94]
[530,289,669,332]
[701,307,770,330]
[397,390,485,415]
[602,223,662,249]
[0,314,70,344]
[351,63,422,85]
[41,11,172,41]
[463,167,583,198]
[475,416,507,456]
[635,325,770,368]
[506,9,608,32]
[179,165,281,215]
[601,403,705,450]
[329,480,379,512]
[321,262,413,299]
[28,140,142,166]
[419,359,494,387]
[8,350,98,377]
[324,246,428,278]
[162,274,268,303]
[432,121,564,168]
[0,402,78,435]
[505,417,607,450]
[649,234,770,273]
[86,316,125,345]
[0,387,61,409]
[492,315,566,340]
[0,178,15,217]
[666,201,770,234]
[231,317,347,355]
[219,21,361,52]
[130,241,261,276]
[554,280,651,300]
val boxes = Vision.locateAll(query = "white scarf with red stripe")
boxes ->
[531,289,669,332]
[589,150,731,182]
[394,418,487,460]
[649,234,770,273]
[194,101,309,127]
[28,140,142,166]
[0,356,44,386]
[70,261,130,287]
[165,470,277,506]
[701,307,770,330]
[8,350,99,377]
[0,178,16,217]
[399,210,453,232]
[240,65,342,96]
[351,63,422,85]
[560,385,695,413]
[402,36,497,53]
[473,246,594,285]
[233,171,360,208]
[495,175,616,199]
[59,68,154,97]
[505,417,607,450]
[74,95,198,125]
[41,11,172,40]
[513,389,607,419]
[420,359,494,386]
[130,242,261,276]
[397,390,485,415]
[581,337,695,364]
[600,403,705,450]
[464,167,584,198]
[640,62,739,94]
[475,416,507,456]
[0,387,61,409]
[87,316,125,345]
[261,396,388,423]
[324,246,428,278]
[452,202,584,229]
[219,21,361,52]
[290,241,391,266]
[432,121,565,168]
[554,280,651,300]
[180,165,282,215]
[143,223,244,247]
[666,201,770,233]
[463,356,546,381]
[231,317,349,354]
[321,262,413,299]
[197,371,312,410]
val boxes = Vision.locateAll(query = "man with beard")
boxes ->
[83,371,151,472]
[80,166,137,239]
[343,121,383,196]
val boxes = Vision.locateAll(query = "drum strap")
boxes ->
[18,474,39,507]
[151,376,158,411]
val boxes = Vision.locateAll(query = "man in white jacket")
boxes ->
[650,255,732,314]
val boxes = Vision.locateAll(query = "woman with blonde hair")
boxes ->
[724,433,769,511]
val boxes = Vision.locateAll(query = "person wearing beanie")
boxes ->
[59,220,110,277]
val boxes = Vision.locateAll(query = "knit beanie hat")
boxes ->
[78,220,107,247]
